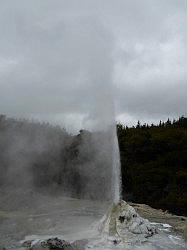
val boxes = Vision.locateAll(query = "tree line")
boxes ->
[117,116,187,216]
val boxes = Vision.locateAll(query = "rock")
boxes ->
[0,246,6,250]
[22,237,74,250]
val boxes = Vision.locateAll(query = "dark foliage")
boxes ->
[117,116,187,216]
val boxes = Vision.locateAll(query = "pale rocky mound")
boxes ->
[98,200,157,244]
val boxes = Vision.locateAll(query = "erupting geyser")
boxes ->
[97,127,157,246]
[112,130,122,204]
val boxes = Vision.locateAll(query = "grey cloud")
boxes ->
[0,0,187,130]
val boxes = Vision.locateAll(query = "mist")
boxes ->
[0,1,116,133]
[0,0,122,203]
[0,17,118,199]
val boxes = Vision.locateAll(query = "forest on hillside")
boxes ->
[117,116,187,216]
[0,115,186,215]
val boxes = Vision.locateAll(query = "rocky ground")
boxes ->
[130,203,187,240]
[21,201,187,250]
[0,190,186,249]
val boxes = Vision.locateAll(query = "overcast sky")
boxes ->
[0,0,186,132]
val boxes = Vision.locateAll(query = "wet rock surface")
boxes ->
[22,237,88,250]
[0,194,186,249]
[21,201,158,249]
[0,246,6,250]
[130,203,187,240]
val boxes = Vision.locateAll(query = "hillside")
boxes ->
[117,116,187,216]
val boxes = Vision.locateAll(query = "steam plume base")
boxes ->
[21,201,158,249]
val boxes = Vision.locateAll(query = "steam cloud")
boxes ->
[0,1,120,202]
[1,1,186,127]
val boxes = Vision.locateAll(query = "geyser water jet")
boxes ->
[97,125,158,246]
[112,129,122,204]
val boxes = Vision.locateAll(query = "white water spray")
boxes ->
[112,128,122,204]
